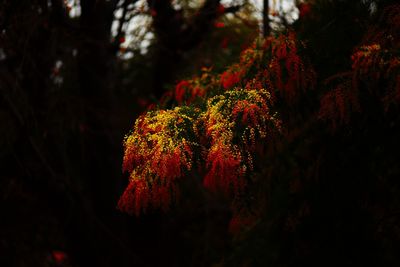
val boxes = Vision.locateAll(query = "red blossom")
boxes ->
[118,178,181,216]
[152,144,192,180]
[190,86,205,102]
[266,32,316,102]
[318,81,359,130]
[118,179,150,216]
[204,143,244,194]
[175,80,191,104]
[220,71,241,89]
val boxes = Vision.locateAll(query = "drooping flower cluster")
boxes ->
[319,78,359,130]
[119,31,314,225]
[264,32,316,102]
[119,107,198,215]
[167,32,316,107]
[120,88,282,216]
[168,67,216,106]
[174,80,206,105]
[351,43,400,107]
[220,69,242,89]
[319,5,400,129]
[202,89,280,195]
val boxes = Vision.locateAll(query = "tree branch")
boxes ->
[179,0,221,50]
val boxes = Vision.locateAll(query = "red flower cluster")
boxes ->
[119,107,197,215]
[175,80,191,104]
[118,179,150,216]
[319,5,400,129]
[228,213,258,234]
[118,178,179,216]
[174,80,205,104]
[204,142,244,194]
[267,32,316,102]
[117,5,400,239]
[232,100,263,126]
[118,32,314,228]
[220,70,241,89]
[319,81,359,130]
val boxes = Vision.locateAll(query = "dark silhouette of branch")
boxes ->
[147,0,244,97]
[112,0,140,53]
[263,0,270,37]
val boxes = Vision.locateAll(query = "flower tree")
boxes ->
[118,31,317,230]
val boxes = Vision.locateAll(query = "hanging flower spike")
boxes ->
[204,141,243,194]
[202,89,281,195]
[175,80,191,104]
[121,107,198,215]
[232,100,262,126]
[319,80,358,130]
[266,32,316,103]
[351,44,381,75]
[220,70,241,89]
[118,178,150,216]
[150,181,180,213]
[190,86,205,102]
[150,138,193,180]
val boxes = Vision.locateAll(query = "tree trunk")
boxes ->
[263,0,270,37]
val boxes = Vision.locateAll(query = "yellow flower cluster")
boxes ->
[123,107,198,182]
[202,89,281,189]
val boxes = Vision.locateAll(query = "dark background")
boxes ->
[1,0,400,266]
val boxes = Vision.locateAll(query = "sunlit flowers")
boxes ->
[119,107,198,215]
